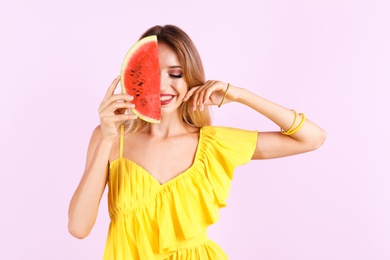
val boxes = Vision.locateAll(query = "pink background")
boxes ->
[1,0,389,259]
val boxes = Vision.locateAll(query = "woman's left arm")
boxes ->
[235,86,326,159]
[185,81,327,159]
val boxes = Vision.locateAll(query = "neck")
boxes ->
[143,112,197,138]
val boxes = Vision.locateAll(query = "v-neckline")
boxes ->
[110,127,204,186]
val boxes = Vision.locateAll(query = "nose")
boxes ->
[160,71,167,92]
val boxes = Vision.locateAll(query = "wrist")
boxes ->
[235,87,251,103]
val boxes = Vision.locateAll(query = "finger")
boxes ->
[195,80,212,104]
[108,93,134,103]
[196,86,206,107]
[183,86,199,101]
[101,114,138,126]
[110,101,135,113]
[112,114,138,122]
[184,86,201,110]
[115,107,129,115]
[191,87,202,111]
[102,75,121,102]
[203,84,218,105]
[100,100,135,115]
[99,93,133,113]
[195,84,211,108]
[200,81,214,104]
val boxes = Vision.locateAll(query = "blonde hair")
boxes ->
[126,25,212,132]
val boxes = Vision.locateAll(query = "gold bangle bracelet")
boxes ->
[281,110,297,134]
[282,113,306,135]
[218,83,230,108]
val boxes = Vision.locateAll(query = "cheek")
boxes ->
[176,81,188,96]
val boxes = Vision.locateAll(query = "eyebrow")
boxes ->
[168,66,182,69]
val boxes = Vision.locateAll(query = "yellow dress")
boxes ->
[103,126,258,259]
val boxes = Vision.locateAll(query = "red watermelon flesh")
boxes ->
[120,35,161,123]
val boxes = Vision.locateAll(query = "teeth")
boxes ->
[160,96,173,101]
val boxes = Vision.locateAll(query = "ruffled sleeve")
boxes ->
[199,126,258,207]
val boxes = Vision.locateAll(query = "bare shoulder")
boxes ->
[87,125,117,158]
[89,125,103,145]
[87,125,122,163]
[85,125,103,158]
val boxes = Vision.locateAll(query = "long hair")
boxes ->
[126,25,212,132]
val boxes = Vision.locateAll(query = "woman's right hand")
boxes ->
[98,76,137,139]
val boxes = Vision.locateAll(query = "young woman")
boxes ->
[68,24,326,259]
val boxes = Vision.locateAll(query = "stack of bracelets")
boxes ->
[281,109,306,135]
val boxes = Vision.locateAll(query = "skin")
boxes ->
[68,42,326,239]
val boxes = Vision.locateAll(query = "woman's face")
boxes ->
[158,42,188,116]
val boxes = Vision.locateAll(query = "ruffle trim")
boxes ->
[105,126,257,259]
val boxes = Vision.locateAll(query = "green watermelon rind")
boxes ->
[131,108,160,124]
[120,35,161,124]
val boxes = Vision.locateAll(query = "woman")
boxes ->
[68,24,326,259]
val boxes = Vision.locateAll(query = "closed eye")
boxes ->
[169,74,183,78]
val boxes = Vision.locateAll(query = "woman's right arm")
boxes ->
[68,76,136,239]
[67,126,114,239]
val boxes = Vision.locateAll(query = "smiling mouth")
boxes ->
[160,95,174,105]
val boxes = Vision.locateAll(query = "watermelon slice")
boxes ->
[120,35,161,123]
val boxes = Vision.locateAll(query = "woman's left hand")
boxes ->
[183,80,241,110]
